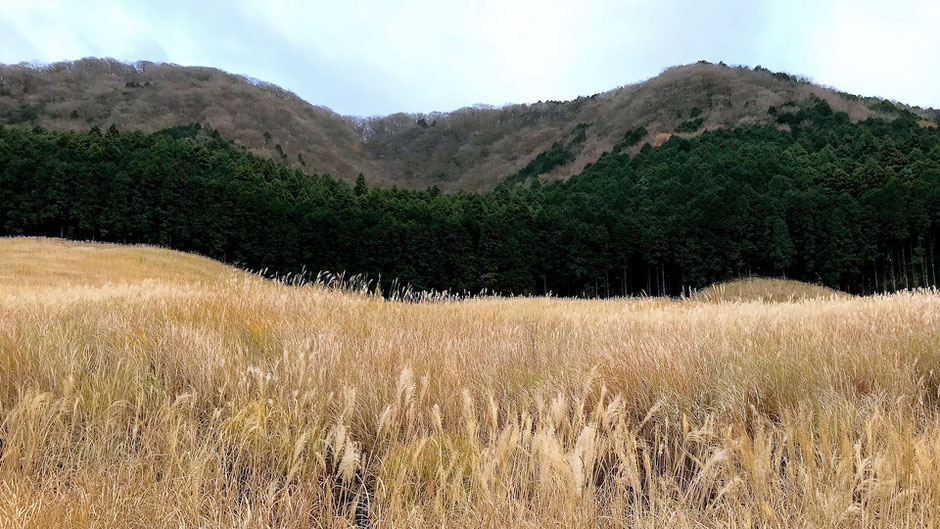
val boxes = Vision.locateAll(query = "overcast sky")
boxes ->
[1,0,938,116]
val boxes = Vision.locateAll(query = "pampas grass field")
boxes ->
[2,237,940,528]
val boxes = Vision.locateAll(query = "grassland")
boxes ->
[691,277,847,303]
[2,237,940,527]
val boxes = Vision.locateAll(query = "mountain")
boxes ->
[0,58,388,184]
[1,58,937,191]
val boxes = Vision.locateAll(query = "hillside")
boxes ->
[0,58,389,185]
[0,236,235,289]
[3,105,940,296]
[5,237,940,527]
[2,58,936,191]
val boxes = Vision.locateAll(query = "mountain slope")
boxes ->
[5,110,939,296]
[1,58,936,191]
[0,58,387,184]
[354,63,936,190]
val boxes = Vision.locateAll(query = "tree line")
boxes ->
[1,100,939,296]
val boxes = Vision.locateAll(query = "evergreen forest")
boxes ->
[2,99,939,296]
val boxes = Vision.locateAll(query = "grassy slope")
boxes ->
[3,59,935,191]
[0,237,235,287]
[3,238,940,527]
[691,277,848,303]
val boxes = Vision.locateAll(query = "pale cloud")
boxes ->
[801,0,940,103]
[0,0,937,115]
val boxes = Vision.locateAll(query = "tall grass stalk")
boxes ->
[2,238,940,527]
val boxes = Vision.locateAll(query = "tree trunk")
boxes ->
[889,249,897,291]
[902,241,910,290]
[930,236,937,286]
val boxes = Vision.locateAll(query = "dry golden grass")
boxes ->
[692,277,847,303]
[3,237,940,527]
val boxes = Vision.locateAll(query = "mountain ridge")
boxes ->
[1,57,936,191]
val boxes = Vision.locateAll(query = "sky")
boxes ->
[1,0,938,116]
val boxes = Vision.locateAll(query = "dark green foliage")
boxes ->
[542,109,940,295]
[498,125,590,189]
[154,123,233,150]
[871,100,897,113]
[154,123,205,140]
[871,99,918,120]
[774,98,846,130]
[571,123,589,144]
[497,142,573,189]
[354,173,367,196]
[2,109,940,298]
[0,104,41,124]
[676,118,704,133]
[613,127,648,153]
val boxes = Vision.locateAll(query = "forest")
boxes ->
[1,98,939,296]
